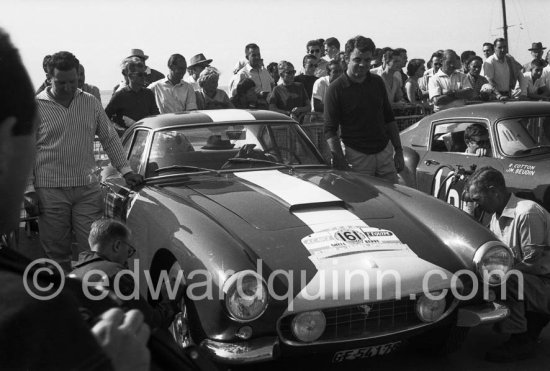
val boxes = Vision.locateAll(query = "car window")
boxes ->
[496,116,550,156]
[430,121,491,156]
[128,130,149,173]
[146,122,324,176]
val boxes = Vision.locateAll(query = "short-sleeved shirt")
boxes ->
[324,72,394,154]
[195,89,233,110]
[311,76,330,110]
[268,82,309,112]
[518,71,546,96]
[148,78,197,113]
[230,64,274,97]
[428,69,470,111]
[490,194,550,260]
[105,86,160,124]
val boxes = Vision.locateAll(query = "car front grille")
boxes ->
[279,298,422,344]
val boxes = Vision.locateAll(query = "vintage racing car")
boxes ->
[100,109,511,365]
[399,101,550,211]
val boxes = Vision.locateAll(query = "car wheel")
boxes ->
[167,261,194,348]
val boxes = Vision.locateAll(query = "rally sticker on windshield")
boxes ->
[301,226,408,261]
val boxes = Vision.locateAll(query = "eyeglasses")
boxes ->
[309,49,321,54]
[119,240,136,257]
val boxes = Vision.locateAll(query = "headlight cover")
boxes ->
[291,311,326,343]
[223,270,268,322]
[473,241,514,286]
[415,292,446,322]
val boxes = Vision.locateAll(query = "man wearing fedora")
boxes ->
[129,48,165,86]
[184,53,213,91]
[523,42,548,73]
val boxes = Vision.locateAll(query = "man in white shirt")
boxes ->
[311,60,343,112]
[429,49,473,112]
[148,54,197,113]
[482,38,523,100]
[229,43,273,103]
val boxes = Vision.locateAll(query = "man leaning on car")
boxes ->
[466,166,550,362]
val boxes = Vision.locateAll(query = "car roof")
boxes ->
[426,101,550,123]
[134,109,293,129]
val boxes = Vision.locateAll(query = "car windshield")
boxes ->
[146,122,325,177]
[496,116,550,156]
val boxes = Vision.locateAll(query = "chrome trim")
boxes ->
[457,302,509,327]
[200,337,277,364]
[278,297,460,347]
[473,241,514,286]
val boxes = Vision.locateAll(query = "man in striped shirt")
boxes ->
[26,51,143,271]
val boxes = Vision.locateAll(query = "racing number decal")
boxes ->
[334,229,365,243]
[432,168,461,208]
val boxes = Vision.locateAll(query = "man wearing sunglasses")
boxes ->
[302,39,328,78]
[105,56,160,133]
[70,218,179,330]
[464,123,491,157]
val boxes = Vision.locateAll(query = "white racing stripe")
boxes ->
[235,170,456,312]
[200,109,256,122]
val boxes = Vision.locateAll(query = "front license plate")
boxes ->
[332,341,401,363]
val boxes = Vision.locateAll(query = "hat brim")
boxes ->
[528,47,546,51]
[128,55,149,60]
[188,59,213,68]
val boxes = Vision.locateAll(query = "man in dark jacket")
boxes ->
[70,218,179,329]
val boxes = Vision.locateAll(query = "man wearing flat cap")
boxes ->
[523,42,548,73]
[184,53,213,91]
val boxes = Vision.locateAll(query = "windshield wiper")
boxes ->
[514,145,550,155]
[154,165,219,175]
[224,157,295,171]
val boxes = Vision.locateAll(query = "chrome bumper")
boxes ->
[200,336,277,364]
[456,302,509,327]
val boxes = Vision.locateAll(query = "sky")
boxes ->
[2,0,549,92]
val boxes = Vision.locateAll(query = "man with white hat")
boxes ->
[184,53,213,91]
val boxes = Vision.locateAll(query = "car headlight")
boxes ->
[223,271,268,322]
[291,311,326,343]
[473,241,514,286]
[416,292,446,322]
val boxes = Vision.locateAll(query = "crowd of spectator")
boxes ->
[35,38,550,131]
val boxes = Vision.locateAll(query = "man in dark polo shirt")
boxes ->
[324,35,404,182]
[106,56,160,133]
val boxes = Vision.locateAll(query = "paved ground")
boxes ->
[16,229,550,370]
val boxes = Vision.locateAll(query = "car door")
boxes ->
[415,119,504,208]
[103,128,151,221]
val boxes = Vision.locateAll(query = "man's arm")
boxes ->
[323,83,348,169]
[514,211,550,274]
[185,85,198,111]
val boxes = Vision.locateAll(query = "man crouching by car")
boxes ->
[466,166,550,362]
[70,218,180,330]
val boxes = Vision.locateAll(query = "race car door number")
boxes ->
[332,341,401,363]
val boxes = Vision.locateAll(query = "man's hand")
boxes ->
[327,136,350,170]
[474,148,489,157]
[121,116,136,128]
[92,308,150,371]
[394,149,405,173]
[123,172,144,188]
[23,191,40,216]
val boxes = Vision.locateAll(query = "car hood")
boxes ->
[164,169,459,310]
[177,169,393,231]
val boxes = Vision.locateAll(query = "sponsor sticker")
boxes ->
[332,341,401,362]
[302,226,408,261]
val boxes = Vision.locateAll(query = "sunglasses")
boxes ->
[119,240,136,257]
[309,49,321,54]
[284,70,296,75]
